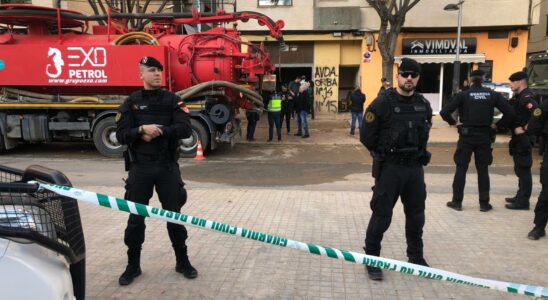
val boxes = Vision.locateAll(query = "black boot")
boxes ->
[119,249,142,286]
[350,129,355,135]
[479,203,493,212]
[408,257,429,267]
[446,201,462,211]
[505,197,516,203]
[528,226,546,240]
[175,246,198,279]
[363,247,383,281]
[505,201,529,210]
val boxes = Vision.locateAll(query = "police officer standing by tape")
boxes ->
[360,58,432,281]
[441,70,515,212]
[115,56,198,286]
[504,71,538,210]
[523,99,548,240]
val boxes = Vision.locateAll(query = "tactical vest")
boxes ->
[379,91,429,158]
[461,88,495,127]
[128,89,175,155]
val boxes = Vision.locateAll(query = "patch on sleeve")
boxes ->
[526,102,534,110]
[115,112,121,123]
[365,111,376,123]
[178,101,190,114]
[533,107,542,117]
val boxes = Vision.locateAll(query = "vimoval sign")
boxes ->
[402,38,477,55]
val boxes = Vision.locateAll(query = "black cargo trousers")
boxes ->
[452,127,495,204]
[509,133,533,204]
[365,160,426,260]
[535,149,548,229]
[124,160,188,251]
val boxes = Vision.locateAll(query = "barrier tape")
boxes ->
[32,181,548,298]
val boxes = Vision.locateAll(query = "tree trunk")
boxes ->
[382,59,394,83]
[366,0,421,85]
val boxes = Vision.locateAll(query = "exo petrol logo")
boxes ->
[46,47,64,78]
[67,47,107,67]
[46,47,109,84]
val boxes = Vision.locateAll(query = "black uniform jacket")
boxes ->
[440,84,515,127]
[508,87,538,129]
[116,89,192,154]
[527,100,548,137]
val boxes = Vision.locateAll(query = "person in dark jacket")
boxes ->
[115,56,198,286]
[294,85,310,138]
[378,77,391,96]
[288,77,301,119]
[350,87,366,135]
[246,109,260,141]
[505,71,539,210]
[280,85,293,134]
[524,100,548,240]
[441,69,515,212]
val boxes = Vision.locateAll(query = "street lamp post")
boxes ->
[444,1,465,96]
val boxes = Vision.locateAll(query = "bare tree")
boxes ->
[366,0,421,80]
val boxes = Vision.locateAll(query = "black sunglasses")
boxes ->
[399,71,419,79]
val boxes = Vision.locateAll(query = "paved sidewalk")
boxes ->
[70,113,540,299]
[82,180,546,300]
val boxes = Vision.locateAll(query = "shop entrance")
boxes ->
[276,65,312,91]
[414,62,471,113]
[442,62,471,106]
[338,66,360,112]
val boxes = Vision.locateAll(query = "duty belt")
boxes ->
[385,154,421,165]
[458,126,492,136]
[135,152,172,162]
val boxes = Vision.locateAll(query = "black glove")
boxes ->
[529,134,537,147]
[490,127,497,144]
[420,151,432,166]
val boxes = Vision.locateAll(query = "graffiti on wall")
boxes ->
[314,66,338,113]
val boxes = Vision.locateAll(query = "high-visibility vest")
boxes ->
[268,94,282,112]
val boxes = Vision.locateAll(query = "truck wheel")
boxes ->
[179,119,209,156]
[93,117,125,157]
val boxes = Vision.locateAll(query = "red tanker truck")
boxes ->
[0,4,283,157]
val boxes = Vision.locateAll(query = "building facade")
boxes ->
[528,0,548,55]
[238,0,540,114]
[12,0,540,113]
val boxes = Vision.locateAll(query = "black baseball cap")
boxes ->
[509,71,527,82]
[140,56,163,71]
[399,58,421,73]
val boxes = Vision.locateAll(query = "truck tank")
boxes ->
[0,4,284,157]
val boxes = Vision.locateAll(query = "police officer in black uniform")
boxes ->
[441,70,515,212]
[360,58,432,281]
[524,100,548,240]
[115,56,198,286]
[505,71,538,210]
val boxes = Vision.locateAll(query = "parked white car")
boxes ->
[484,82,513,124]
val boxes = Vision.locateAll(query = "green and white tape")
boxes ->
[32,182,548,298]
